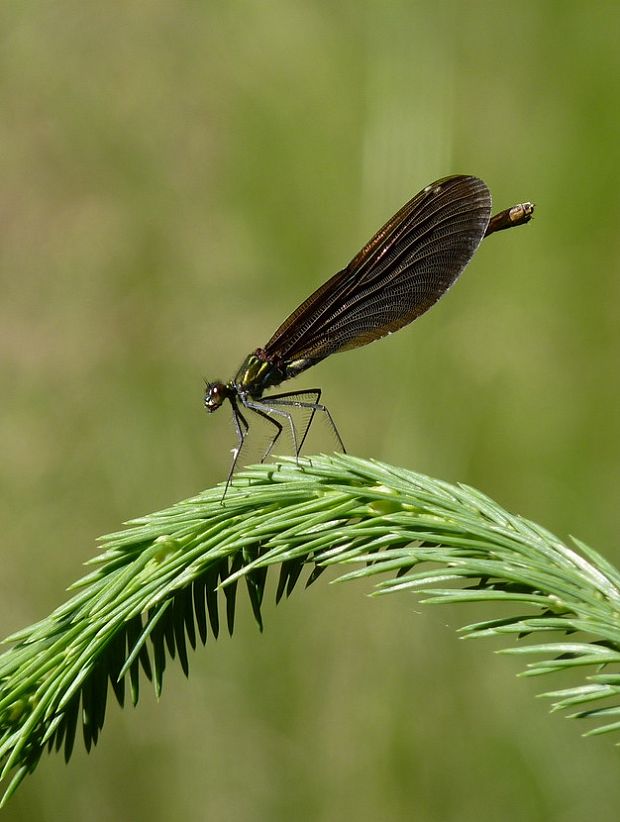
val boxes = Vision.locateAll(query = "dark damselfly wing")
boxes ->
[263,175,491,363]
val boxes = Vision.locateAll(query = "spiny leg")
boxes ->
[245,404,284,463]
[263,390,346,454]
[261,389,322,454]
[244,398,300,461]
[223,399,249,501]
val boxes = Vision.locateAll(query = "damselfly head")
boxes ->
[204,381,229,413]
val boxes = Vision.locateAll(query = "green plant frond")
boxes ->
[1,453,620,805]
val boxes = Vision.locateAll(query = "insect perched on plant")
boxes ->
[205,174,534,493]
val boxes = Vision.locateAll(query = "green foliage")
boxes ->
[1,454,620,806]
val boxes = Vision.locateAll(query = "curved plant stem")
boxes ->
[1,454,619,805]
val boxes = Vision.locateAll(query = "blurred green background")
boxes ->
[2,2,620,820]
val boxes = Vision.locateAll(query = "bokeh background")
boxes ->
[2,2,620,820]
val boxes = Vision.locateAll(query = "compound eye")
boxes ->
[205,382,227,412]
